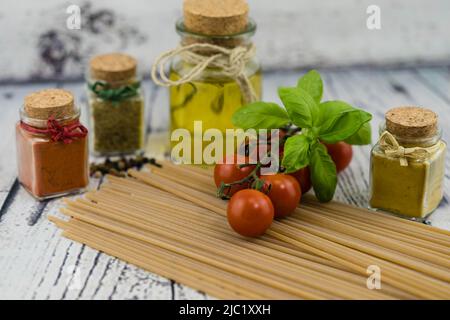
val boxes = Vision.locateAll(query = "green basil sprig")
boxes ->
[232,70,372,202]
[231,102,290,130]
[89,81,140,103]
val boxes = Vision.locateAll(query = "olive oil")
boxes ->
[152,0,262,163]
[169,69,262,134]
[169,67,261,162]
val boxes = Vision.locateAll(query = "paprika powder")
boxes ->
[16,89,89,200]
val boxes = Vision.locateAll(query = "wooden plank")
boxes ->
[1,68,450,300]
[0,185,65,299]
[0,175,185,300]
[414,67,450,105]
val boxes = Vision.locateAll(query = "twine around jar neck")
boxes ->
[88,81,141,104]
[20,116,87,144]
[379,131,442,166]
[151,43,258,104]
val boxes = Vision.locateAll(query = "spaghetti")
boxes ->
[49,164,450,300]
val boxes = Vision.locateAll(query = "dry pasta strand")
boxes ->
[47,164,450,300]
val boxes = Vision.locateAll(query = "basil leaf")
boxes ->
[310,143,337,202]
[318,100,353,120]
[318,101,372,144]
[318,100,353,127]
[297,70,323,104]
[345,121,372,145]
[231,102,290,130]
[278,87,319,129]
[282,134,311,173]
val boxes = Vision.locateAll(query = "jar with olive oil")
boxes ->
[152,0,262,160]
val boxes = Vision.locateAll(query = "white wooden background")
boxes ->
[0,0,450,82]
[0,67,449,299]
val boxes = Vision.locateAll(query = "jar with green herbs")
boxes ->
[369,107,446,220]
[151,0,261,153]
[87,53,146,156]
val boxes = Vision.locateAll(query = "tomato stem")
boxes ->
[217,159,275,199]
[217,162,266,199]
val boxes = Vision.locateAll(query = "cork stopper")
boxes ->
[90,53,137,82]
[385,106,438,139]
[24,89,75,120]
[183,0,249,36]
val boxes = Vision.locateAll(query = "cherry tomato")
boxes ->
[261,174,301,218]
[227,189,274,237]
[214,155,255,196]
[324,142,353,173]
[289,167,312,194]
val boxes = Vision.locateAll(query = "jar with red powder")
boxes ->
[16,89,89,200]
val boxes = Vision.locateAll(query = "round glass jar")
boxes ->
[169,18,262,135]
[86,53,146,156]
[16,90,89,200]
[369,115,446,220]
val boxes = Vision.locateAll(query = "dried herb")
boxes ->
[90,154,161,177]
[171,82,197,112]
[89,91,145,155]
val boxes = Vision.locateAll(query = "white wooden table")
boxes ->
[1,67,449,300]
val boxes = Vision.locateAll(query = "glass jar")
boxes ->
[369,108,446,220]
[169,18,262,136]
[151,0,262,162]
[16,89,89,200]
[87,53,146,156]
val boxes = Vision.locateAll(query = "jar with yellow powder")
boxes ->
[369,107,446,220]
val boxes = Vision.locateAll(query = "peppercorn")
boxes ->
[89,155,161,177]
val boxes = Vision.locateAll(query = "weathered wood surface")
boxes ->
[1,0,450,82]
[0,67,449,300]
